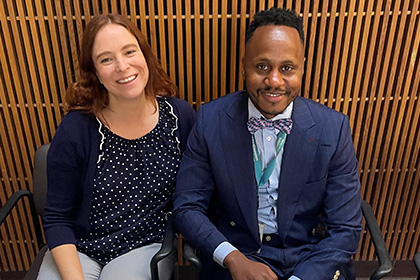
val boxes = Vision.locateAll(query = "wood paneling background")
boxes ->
[0,0,419,272]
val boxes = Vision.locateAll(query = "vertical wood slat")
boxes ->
[0,2,31,269]
[360,0,395,260]
[211,0,219,100]
[236,0,247,91]
[32,0,62,136]
[380,0,413,258]
[203,0,211,103]
[404,60,420,258]
[147,0,158,60]
[44,0,68,125]
[370,2,404,257]
[356,0,388,201]
[194,0,202,107]
[311,0,329,104]
[184,0,193,105]
[157,0,167,74]
[219,1,228,96]
[350,0,376,151]
[1,0,420,272]
[399,1,420,258]
[336,0,356,114]
[175,1,185,100]
[327,1,347,108]
[318,0,338,107]
[353,0,385,260]
[229,0,238,94]
[166,0,176,86]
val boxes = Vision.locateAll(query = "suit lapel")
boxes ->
[220,92,260,243]
[277,97,318,241]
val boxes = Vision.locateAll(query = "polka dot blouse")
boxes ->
[75,97,181,264]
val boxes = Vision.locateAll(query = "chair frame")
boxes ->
[361,200,393,280]
[414,251,420,280]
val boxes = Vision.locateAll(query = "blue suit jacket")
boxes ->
[173,91,362,280]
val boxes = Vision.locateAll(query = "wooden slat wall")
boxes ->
[0,0,419,271]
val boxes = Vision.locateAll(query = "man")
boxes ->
[173,7,362,280]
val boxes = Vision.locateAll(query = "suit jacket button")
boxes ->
[332,270,340,280]
[265,235,271,242]
[230,221,236,226]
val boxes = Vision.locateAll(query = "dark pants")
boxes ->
[198,234,355,280]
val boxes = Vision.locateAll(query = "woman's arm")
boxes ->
[51,244,84,280]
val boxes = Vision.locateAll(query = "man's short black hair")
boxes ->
[246,7,304,45]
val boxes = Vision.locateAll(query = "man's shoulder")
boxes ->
[296,96,346,119]
[201,90,247,110]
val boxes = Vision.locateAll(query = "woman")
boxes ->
[38,14,196,280]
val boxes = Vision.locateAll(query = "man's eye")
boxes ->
[257,65,269,71]
[283,66,292,72]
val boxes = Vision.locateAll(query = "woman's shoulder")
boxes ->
[161,96,191,108]
[56,111,98,135]
[159,96,196,117]
[60,111,96,125]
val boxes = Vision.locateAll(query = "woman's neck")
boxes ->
[99,95,159,139]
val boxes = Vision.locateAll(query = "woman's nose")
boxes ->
[115,58,129,72]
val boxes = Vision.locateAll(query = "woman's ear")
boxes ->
[96,73,103,84]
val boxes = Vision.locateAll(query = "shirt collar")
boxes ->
[248,98,293,121]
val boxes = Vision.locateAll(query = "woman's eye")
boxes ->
[100,57,112,64]
[126,49,136,55]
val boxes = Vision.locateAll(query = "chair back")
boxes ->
[32,144,50,217]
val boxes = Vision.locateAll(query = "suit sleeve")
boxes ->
[293,116,362,279]
[173,107,229,257]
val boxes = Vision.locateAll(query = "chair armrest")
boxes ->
[361,200,392,280]
[183,240,201,271]
[414,252,420,277]
[0,190,45,250]
[150,213,176,280]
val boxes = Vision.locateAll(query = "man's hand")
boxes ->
[224,250,278,280]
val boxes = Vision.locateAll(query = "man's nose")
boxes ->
[264,70,285,88]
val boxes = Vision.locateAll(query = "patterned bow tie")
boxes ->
[247,117,293,135]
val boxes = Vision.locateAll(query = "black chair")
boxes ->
[0,144,197,280]
[0,144,49,280]
[414,251,420,280]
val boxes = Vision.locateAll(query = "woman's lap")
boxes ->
[36,243,174,280]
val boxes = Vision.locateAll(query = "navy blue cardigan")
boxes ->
[43,97,196,250]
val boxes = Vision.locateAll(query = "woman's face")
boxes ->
[92,23,149,103]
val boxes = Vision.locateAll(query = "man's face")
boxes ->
[243,25,305,119]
